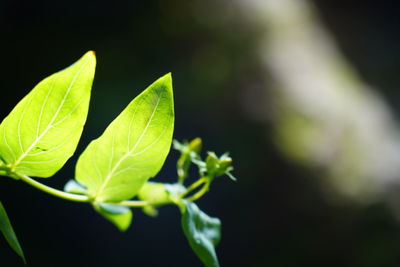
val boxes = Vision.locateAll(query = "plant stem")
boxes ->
[17,174,89,202]
[177,170,186,185]
[185,181,210,202]
[118,200,149,207]
[180,177,208,198]
[16,173,150,207]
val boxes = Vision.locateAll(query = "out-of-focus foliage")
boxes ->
[239,0,400,203]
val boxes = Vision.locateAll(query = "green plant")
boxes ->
[0,52,235,267]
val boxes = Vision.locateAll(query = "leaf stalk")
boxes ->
[17,174,90,202]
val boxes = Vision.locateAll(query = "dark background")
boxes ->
[1,0,400,266]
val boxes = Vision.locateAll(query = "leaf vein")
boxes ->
[36,77,56,138]
[27,124,79,156]
[17,90,38,154]
[2,126,16,162]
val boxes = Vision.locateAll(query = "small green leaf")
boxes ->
[0,51,96,177]
[164,183,186,199]
[181,201,221,267]
[95,203,132,231]
[137,182,171,205]
[64,179,87,195]
[76,73,174,202]
[142,205,159,217]
[205,152,236,181]
[138,182,185,217]
[0,202,25,263]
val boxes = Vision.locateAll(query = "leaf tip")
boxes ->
[87,50,96,56]
[117,224,130,232]
[161,72,172,84]
[154,72,174,100]
[83,50,97,65]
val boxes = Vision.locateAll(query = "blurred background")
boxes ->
[1,0,400,266]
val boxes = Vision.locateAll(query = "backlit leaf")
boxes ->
[76,73,174,202]
[0,51,96,177]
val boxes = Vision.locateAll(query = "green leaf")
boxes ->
[0,51,96,177]
[203,152,236,181]
[137,182,171,205]
[138,182,185,217]
[164,183,186,197]
[64,179,87,195]
[0,202,25,263]
[181,201,221,267]
[76,73,174,202]
[94,203,132,231]
[141,206,159,217]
